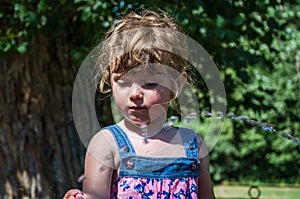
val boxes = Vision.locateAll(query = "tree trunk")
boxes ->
[0,34,108,198]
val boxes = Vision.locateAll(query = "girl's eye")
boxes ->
[143,82,159,87]
[117,79,130,86]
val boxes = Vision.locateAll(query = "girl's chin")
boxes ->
[128,119,150,126]
[124,115,148,125]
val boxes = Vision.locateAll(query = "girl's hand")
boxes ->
[63,189,89,199]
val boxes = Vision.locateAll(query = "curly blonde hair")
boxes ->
[93,9,189,93]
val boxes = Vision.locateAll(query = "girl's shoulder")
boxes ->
[91,127,118,146]
[87,127,120,169]
[177,127,207,159]
[177,127,204,143]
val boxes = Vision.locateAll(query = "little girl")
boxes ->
[64,10,215,199]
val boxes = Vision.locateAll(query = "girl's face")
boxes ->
[111,68,178,126]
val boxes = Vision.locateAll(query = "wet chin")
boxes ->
[126,118,150,127]
[127,113,150,125]
[126,105,167,125]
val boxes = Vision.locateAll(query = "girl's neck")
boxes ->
[120,115,167,138]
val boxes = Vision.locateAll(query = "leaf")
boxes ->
[17,42,27,54]
[216,14,226,28]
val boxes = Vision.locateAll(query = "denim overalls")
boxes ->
[105,125,200,199]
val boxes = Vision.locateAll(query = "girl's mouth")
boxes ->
[129,106,147,110]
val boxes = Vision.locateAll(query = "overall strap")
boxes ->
[179,128,199,159]
[103,125,135,154]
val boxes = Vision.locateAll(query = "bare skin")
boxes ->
[63,126,215,199]
[63,70,215,199]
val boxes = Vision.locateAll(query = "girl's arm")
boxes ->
[196,134,215,199]
[81,151,114,199]
[198,154,215,199]
[79,130,118,199]
[63,130,116,199]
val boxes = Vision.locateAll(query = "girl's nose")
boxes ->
[129,85,143,100]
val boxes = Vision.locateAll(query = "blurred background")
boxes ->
[0,0,299,198]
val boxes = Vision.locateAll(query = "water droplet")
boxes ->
[248,119,259,125]
[144,137,149,144]
[281,132,293,139]
[185,118,192,124]
[105,155,112,162]
[140,123,148,144]
[261,125,275,132]
[185,112,198,124]
[202,111,212,118]
[77,174,86,183]
[120,145,129,152]
[140,123,147,129]
[99,165,106,171]
[292,138,299,145]
[163,121,174,130]
[170,116,179,122]
[236,115,248,121]
[205,111,300,148]
[227,113,236,119]
[216,111,224,119]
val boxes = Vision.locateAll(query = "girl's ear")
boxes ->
[175,71,187,97]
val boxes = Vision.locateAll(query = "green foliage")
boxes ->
[163,0,300,184]
[0,0,119,62]
[1,0,299,184]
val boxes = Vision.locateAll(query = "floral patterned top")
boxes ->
[105,125,200,199]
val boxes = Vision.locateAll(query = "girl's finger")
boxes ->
[75,194,84,199]
[71,190,81,196]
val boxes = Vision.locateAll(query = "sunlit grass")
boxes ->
[214,185,300,199]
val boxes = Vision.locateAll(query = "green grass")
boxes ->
[214,185,300,199]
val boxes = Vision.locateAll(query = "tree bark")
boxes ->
[0,34,109,198]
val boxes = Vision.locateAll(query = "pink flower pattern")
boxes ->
[110,177,198,199]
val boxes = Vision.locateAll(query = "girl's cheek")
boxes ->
[157,87,172,103]
[146,89,171,105]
